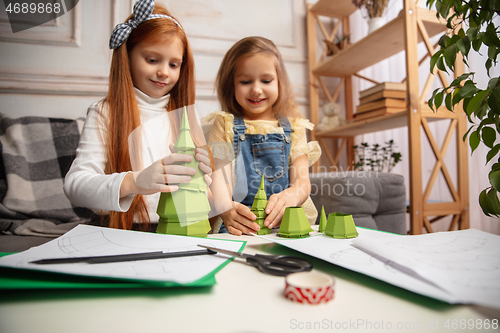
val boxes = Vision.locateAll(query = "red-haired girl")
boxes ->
[64,0,211,231]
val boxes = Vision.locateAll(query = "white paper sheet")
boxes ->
[352,228,500,310]
[259,228,500,309]
[0,225,245,285]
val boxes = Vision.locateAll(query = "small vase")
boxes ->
[368,17,385,34]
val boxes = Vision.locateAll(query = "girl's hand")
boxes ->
[193,145,213,187]
[220,202,260,236]
[264,190,301,229]
[133,152,196,195]
[264,155,311,229]
[168,144,212,186]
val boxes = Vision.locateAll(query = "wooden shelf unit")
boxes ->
[307,0,469,235]
[313,8,447,77]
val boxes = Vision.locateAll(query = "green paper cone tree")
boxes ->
[324,213,358,239]
[277,206,313,238]
[318,205,327,233]
[251,176,271,235]
[156,107,211,237]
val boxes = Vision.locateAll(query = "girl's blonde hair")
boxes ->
[216,36,301,119]
[102,3,201,230]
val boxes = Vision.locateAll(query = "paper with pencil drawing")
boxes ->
[353,228,500,310]
[260,228,500,309]
[0,225,245,285]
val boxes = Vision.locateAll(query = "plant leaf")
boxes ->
[492,162,500,172]
[489,169,500,192]
[488,77,500,90]
[463,125,474,142]
[482,126,496,148]
[456,37,471,58]
[487,188,500,215]
[430,51,442,73]
[469,130,481,154]
[489,88,500,115]
[437,56,448,73]
[466,89,490,115]
[466,26,478,40]
[444,44,458,69]
[459,81,480,99]
[479,188,494,216]
[476,103,489,119]
[445,91,453,111]
[435,91,444,109]
[472,35,483,52]
[484,29,500,48]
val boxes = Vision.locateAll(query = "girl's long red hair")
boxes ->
[102,3,199,230]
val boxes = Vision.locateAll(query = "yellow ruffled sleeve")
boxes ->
[201,111,235,160]
[289,118,322,167]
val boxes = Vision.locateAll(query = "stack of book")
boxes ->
[355,82,407,121]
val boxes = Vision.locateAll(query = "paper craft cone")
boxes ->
[318,205,327,233]
[278,206,313,238]
[156,107,211,237]
[324,213,358,239]
[251,176,270,235]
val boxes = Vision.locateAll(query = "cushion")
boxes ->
[310,171,407,234]
[0,114,92,236]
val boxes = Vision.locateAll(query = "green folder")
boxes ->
[0,240,246,291]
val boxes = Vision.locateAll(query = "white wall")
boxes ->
[0,0,309,120]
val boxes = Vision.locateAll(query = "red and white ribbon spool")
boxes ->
[284,271,335,304]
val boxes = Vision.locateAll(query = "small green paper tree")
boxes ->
[318,206,327,233]
[277,206,313,238]
[156,107,211,237]
[251,176,271,235]
[324,213,358,239]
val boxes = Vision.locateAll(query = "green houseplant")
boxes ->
[426,0,500,217]
[352,140,402,172]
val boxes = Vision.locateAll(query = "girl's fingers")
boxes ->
[159,185,179,193]
[265,195,278,215]
[139,184,179,194]
[198,159,212,175]
[234,202,257,221]
[228,219,257,235]
[267,205,287,229]
[163,174,192,185]
[225,203,260,234]
[163,164,196,176]
[234,220,260,234]
[161,153,193,166]
[204,174,212,187]
[196,155,211,168]
[264,195,279,226]
[226,225,243,236]
[195,147,209,157]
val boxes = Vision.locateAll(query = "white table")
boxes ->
[0,231,498,333]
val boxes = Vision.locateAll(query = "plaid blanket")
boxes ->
[0,114,92,236]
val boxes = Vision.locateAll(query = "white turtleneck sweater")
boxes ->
[64,88,173,222]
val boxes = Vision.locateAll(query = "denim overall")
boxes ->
[232,116,293,207]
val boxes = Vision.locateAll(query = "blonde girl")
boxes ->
[64,0,211,231]
[206,36,321,235]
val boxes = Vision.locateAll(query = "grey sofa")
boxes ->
[309,171,407,235]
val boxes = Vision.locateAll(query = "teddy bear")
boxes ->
[317,102,346,132]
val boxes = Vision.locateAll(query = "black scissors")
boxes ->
[198,245,312,276]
